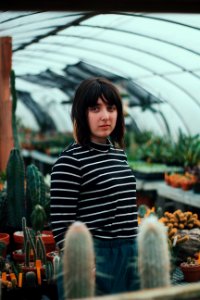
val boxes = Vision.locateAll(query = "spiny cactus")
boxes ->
[31,204,47,233]
[6,148,25,230]
[26,164,47,225]
[53,254,61,280]
[45,260,54,283]
[25,271,37,288]
[63,221,95,299]
[10,70,20,149]
[137,215,171,289]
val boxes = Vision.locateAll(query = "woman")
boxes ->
[50,77,139,296]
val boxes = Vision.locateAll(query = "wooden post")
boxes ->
[0,36,13,172]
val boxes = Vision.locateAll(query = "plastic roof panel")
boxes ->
[0,11,200,138]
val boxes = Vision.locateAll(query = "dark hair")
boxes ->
[71,77,125,148]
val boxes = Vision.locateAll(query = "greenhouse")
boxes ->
[0,10,200,300]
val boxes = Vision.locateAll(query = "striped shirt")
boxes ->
[50,140,138,250]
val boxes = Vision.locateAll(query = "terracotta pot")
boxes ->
[0,232,10,258]
[13,230,56,253]
[12,249,35,263]
[180,262,200,282]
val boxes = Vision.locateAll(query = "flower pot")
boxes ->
[12,249,35,263]
[180,262,200,282]
[13,230,56,253]
[0,232,10,258]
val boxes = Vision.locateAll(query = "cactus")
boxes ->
[0,189,7,231]
[137,215,171,289]
[26,164,47,225]
[31,204,47,234]
[63,221,95,299]
[45,260,54,283]
[53,254,61,280]
[36,235,46,265]
[22,217,47,267]
[25,271,37,288]
[10,69,20,149]
[6,148,25,230]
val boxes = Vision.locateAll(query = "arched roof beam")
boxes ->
[14,45,190,133]
[13,12,98,52]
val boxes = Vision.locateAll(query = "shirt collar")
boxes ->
[89,139,112,153]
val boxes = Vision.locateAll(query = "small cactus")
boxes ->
[25,271,37,288]
[137,215,171,289]
[63,221,95,299]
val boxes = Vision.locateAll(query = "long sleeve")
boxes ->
[50,152,81,250]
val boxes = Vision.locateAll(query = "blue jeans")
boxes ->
[94,237,140,295]
[56,238,140,299]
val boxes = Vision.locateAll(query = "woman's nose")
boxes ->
[100,109,109,120]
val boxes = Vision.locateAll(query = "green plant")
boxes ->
[26,164,49,226]
[10,70,20,149]
[22,216,47,267]
[6,148,25,230]
[63,221,95,299]
[31,204,47,233]
[137,215,171,289]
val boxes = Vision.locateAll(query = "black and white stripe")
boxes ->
[50,141,138,249]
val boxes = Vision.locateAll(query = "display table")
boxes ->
[136,179,200,208]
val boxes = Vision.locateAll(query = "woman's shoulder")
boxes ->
[59,142,84,158]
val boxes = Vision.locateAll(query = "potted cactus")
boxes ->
[180,256,200,282]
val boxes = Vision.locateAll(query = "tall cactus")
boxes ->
[137,215,171,289]
[6,148,25,230]
[63,221,95,299]
[10,69,20,149]
[26,164,47,225]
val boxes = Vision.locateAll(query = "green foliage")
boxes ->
[137,215,171,289]
[6,148,25,230]
[63,221,95,299]
[127,129,200,168]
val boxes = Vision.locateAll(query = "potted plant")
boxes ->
[0,233,10,259]
[180,256,200,282]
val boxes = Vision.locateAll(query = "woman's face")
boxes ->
[87,98,118,144]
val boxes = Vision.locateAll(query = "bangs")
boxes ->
[85,83,120,107]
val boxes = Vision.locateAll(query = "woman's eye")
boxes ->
[107,105,116,111]
[89,106,99,112]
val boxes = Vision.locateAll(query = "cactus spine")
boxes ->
[137,215,171,289]
[6,148,25,230]
[63,221,95,299]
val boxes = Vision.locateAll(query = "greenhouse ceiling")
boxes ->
[0,11,200,139]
